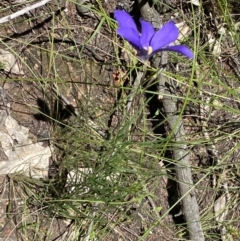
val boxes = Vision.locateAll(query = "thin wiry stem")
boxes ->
[51,83,107,138]
[126,64,148,113]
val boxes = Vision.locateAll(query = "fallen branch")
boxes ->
[139,2,205,240]
[160,66,205,240]
[0,0,52,24]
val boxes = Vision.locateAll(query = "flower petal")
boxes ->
[161,45,194,58]
[150,21,179,51]
[114,10,138,31]
[117,27,141,48]
[139,20,155,48]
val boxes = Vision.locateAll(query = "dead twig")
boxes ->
[139,2,205,240]
[158,53,205,241]
[0,0,52,24]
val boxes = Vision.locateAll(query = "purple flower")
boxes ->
[114,10,194,60]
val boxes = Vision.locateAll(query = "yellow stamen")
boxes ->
[148,46,153,55]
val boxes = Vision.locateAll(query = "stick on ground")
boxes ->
[139,2,205,239]
[0,0,52,24]
[159,53,205,241]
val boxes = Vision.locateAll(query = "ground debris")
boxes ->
[0,48,24,75]
[0,111,51,178]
